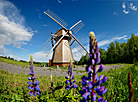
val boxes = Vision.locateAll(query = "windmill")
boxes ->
[40,9,88,67]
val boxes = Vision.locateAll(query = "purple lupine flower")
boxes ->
[79,32,107,102]
[27,54,41,96]
[65,59,77,90]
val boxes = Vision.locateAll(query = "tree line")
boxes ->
[76,33,138,65]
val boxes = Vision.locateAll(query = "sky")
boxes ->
[0,0,138,62]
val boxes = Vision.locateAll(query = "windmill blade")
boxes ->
[0,36,7,46]
[72,41,86,56]
[70,20,84,34]
[69,33,88,54]
[46,31,68,57]
[44,9,68,29]
[39,36,53,54]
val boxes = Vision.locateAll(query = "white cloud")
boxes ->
[123,9,130,14]
[13,42,22,48]
[35,30,37,33]
[113,12,118,15]
[98,35,128,47]
[122,2,137,14]
[71,44,88,61]
[0,45,8,55]
[8,54,22,61]
[30,44,32,46]
[0,0,34,48]
[21,48,28,53]
[13,41,27,48]
[129,3,137,11]
[33,51,52,62]
[116,35,127,40]
[22,42,27,45]
[122,3,126,9]
[73,53,81,61]
[58,0,61,3]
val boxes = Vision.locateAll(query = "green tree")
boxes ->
[128,33,138,63]
[99,48,107,64]
[106,42,116,63]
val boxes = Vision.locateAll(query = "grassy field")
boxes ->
[0,61,138,101]
[0,57,41,67]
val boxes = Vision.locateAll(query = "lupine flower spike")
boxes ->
[79,32,107,102]
[65,59,77,90]
[27,54,41,96]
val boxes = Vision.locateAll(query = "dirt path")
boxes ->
[0,62,124,77]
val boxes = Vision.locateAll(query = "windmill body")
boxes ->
[52,28,74,66]
[40,9,88,67]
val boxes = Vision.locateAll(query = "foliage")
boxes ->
[98,33,138,64]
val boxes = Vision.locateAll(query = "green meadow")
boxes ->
[0,60,138,101]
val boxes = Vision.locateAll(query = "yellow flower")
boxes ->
[50,74,52,82]
[89,31,95,40]
[30,54,33,64]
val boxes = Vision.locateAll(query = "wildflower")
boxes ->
[27,54,41,96]
[79,32,107,101]
[65,59,77,90]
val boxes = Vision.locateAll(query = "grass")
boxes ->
[0,63,138,101]
[0,57,42,67]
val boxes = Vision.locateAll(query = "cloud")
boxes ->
[98,35,127,47]
[21,48,28,53]
[39,13,42,19]
[0,45,8,55]
[13,42,22,48]
[73,53,81,61]
[0,0,34,48]
[113,12,119,15]
[43,24,48,27]
[129,3,137,11]
[116,35,127,40]
[35,30,37,33]
[71,44,88,61]
[58,0,61,3]
[33,51,52,62]
[122,2,126,9]
[8,54,22,61]
[123,9,130,14]
[122,2,137,14]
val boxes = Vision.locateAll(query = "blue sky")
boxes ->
[0,0,138,62]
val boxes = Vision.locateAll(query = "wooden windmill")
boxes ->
[40,9,88,67]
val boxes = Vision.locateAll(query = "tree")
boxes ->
[106,42,116,63]
[99,48,107,64]
[115,41,123,63]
